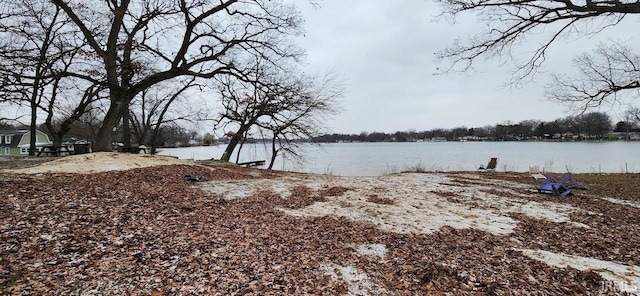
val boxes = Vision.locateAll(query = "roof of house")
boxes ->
[0,129,29,135]
[0,130,28,147]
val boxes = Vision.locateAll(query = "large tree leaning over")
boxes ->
[51,0,303,151]
[435,0,640,108]
[214,58,344,166]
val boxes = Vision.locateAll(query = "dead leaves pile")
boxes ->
[1,165,636,295]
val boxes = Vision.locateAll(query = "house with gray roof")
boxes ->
[0,129,52,156]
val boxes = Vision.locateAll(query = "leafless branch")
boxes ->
[546,40,640,110]
[436,0,637,83]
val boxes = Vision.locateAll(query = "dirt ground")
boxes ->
[1,153,639,295]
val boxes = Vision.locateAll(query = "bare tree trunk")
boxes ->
[122,106,131,147]
[29,98,38,155]
[235,138,245,164]
[44,120,63,148]
[221,125,251,162]
[221,135,242,162]
[267,136,278,170]
[94,100,128,151]
[51,134,63,148]
[150,123,161,154]
[28,52,44,155]
[141,80,197,154]
[27,6,61,155]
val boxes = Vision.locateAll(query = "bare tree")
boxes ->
[546,41,640,111]
[48,0,304,151]
[580,111,612,139]
[436,0,639,80]
[129,78,208,154]
[628,106,640,124]
[615,109,638,139]
[214,62,285,162]
[621,106,640,140]
[259,72,344,169]
[42,84,105,147]
[1,1,67,154]
[215,60,344,164]
[1,0,103,153]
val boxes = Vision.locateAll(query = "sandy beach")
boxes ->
[1,153,639,295]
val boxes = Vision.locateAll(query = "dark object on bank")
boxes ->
[117,146,147,154]
[478,157,498,171]
[534,173,589,196]
[183,174,206,182]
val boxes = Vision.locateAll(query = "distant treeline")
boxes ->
[313,112,640,143]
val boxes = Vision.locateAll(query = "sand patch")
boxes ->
[4,152,192,174]
[197,173,589,236]
[602,197,640,209]
[199,178,295,200]
[320,263,387,295]
[351,243,388,258]
[518,249,640,295]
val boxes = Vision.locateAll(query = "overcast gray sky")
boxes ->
[295,0,638,134]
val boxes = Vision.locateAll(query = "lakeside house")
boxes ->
[608,131,640,141]
[0,129,52,156]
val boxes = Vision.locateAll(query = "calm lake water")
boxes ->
[157,141,640,176]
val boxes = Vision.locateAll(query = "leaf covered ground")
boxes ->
[1,156,639,295]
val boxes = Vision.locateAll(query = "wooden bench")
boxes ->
[237,160,266,167]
